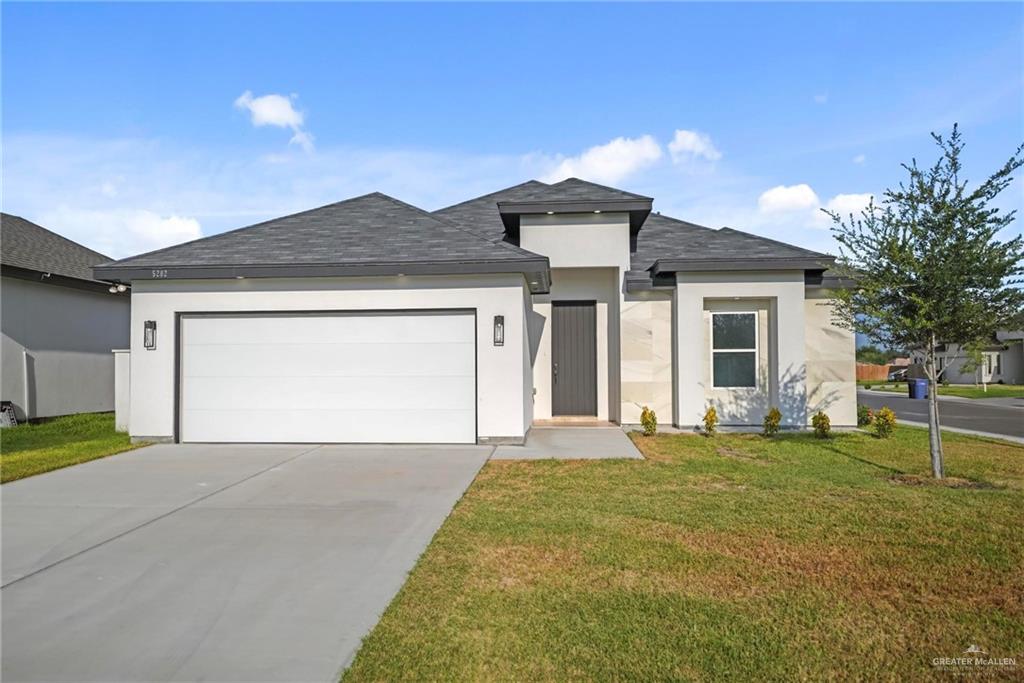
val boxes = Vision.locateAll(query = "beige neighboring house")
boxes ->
[914,333,1024,385]
[93,178,857,445]
[1,214,130,421]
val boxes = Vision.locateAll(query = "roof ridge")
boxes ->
[646,212,719,233]
[1,212,113,262]
[377,193,543,261]
[434,180,549,213]
[549,177,653,200]
[717,226,831,258]
[100,194,385,266]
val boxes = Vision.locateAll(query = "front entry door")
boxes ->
[551,301,598,416]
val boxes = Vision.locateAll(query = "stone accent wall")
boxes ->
[621,297,673,424]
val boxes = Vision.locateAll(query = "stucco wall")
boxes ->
[804,293,857,426]
[928,341,1024,385]
[675,271,808,428]
[1,276,129,420]
[127,274,530,442]
[700,299,772,425]
[620,291,673,424]
[520,212,630,269]
[522,212,631,423]
[531,268,618,420]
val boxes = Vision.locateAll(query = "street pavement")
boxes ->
[858,390,1023,439]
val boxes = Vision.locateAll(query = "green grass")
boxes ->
[865,383,1024,399]
[0,413,146,483]
[344,428,1024,682]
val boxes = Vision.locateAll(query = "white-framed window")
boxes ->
[710,311,758,388]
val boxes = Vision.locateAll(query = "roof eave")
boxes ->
[652,256,835,275]
[2,263,122,295]
[94,258,552,294]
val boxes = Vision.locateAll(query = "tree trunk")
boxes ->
[927,335,945,479]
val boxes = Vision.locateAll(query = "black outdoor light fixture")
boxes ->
[144,320,157,350]
[493,315,504,347]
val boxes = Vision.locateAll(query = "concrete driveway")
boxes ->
[2,443,491,682]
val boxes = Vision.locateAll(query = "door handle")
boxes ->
[553,362,558,384]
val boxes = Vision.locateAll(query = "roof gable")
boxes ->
[0,213,112,284]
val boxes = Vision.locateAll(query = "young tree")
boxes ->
[827,125,1024,478]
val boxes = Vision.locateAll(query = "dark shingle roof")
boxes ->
[98,192,542,271]
[631,213,831,272]
[1,213,112,283]
[514,177,651,203]
[434,180,549,240]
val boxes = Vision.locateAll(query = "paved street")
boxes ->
[858,390,1024,439]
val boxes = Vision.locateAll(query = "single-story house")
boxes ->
[2,213,130,421]
[94,178,856,444]
[912,334,1024,385]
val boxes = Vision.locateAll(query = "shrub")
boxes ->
[762,407,782,437]
[863,384,872,390]
[812,411,831,438]
[702,406,718,436]
[640,406,657,436]
[857,404,874,427]
[874,407,897,438]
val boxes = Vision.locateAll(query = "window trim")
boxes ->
[709,311,759,390]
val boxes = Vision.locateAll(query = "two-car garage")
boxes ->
[178,311,477,444]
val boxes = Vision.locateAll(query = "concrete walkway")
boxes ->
[2,443,491,682]
[491,427,643,460]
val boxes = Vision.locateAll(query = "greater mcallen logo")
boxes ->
[932,644,1017,672]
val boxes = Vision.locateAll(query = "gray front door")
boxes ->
[552,301,597,416]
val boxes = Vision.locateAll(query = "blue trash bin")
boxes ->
[908,378,928,399]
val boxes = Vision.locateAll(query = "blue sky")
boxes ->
[3,2,1022,259]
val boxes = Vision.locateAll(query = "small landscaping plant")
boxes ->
[863,383,872,390]
[874,406,897,438]
[811,411,831,438]
[762,407,782,437]
[857,404,874,427]
[702,406,718,436]
[640,406,657,436]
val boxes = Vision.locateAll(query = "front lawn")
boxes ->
[0,413,146,483]
[344,428,1024,681]
[867,383,1024,399]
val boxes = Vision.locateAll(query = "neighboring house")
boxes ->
[94,179,856,445]
[911,334,1024,385]
[2,214,130,421]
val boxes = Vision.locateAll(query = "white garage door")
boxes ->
[179,311,476,443]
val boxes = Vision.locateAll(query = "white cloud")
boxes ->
[42,207,201,258]
[289,129,315,153]
[852,154,866,165]
[668,129,721,163]
[234,90,314,152]
[813,93,829,105]
[234,91,304,128]
[541,135,662,184]
[823,192,873,219]
[757,183,820,214]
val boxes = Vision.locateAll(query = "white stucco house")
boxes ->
[912,333,1024,385]
[2,214,130,421]
[94,179,856,444]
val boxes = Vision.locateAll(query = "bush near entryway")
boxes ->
[640,406,658,436]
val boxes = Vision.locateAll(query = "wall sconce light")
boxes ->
[493,315,504,347]
[144,320,157,350]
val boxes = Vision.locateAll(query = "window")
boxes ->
[995,353,1002,375]
[711,312,757,388]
